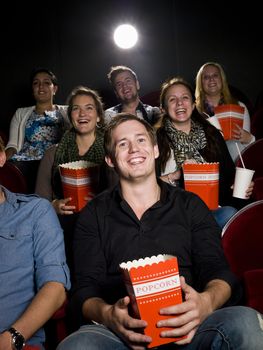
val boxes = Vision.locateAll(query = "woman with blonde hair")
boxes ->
[195,62,255,162]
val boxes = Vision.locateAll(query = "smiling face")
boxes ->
[32,72,57,103]
[164,83,195,130]
[70,94,100,135]
[201,65,223,97]
[113,71,140,103]
[106,119,159,181]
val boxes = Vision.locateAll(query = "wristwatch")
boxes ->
[7,327,25,350]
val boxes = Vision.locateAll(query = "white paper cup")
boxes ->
[208,116,222,131]
[233,167,255,199]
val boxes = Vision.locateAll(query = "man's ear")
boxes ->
[105,155,115,168]
[0,151,6,167]
[136,80,140,91]
[154,144,159,159]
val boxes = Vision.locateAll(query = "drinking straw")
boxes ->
[202,112,211,118]
[235,142,246,168]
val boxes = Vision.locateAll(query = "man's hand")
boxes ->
[156,276,214,345]
[105,296,152,350]
[86,296,152,350]
[0,331,12,350]
[157,277,230,345]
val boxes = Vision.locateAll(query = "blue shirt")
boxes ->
[0,187,71,345]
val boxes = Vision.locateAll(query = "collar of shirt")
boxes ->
[0,185,37,209]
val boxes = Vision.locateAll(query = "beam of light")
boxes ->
[114,24,138,49]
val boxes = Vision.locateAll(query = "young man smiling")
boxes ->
[105,65,160,125]
[58,114,263,350]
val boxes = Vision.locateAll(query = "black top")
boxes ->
[157,125,248,209]
[69,180,241,323]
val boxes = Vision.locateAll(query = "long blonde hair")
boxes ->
[195,62,237,114]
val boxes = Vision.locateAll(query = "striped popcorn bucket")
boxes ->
[59,160,99,212]
[183,162,219,210]
[214,104,244,140]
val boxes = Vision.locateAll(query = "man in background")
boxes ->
[105,65,160,125]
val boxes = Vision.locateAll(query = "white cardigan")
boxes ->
[6,105,69,153]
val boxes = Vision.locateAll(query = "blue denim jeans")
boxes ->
[212,206,238,229]
[56,306,263,349]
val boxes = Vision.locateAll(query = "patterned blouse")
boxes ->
[12,109,65,161]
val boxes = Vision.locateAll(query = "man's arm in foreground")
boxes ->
[0,281,66,350]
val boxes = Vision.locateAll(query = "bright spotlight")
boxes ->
[114,24,138,49]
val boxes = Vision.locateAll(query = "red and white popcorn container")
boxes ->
[120,254,185,348]
[59,160,99,212]
[214,104,244,140]
[183,162,219,210]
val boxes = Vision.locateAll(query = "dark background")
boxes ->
[1,0,262,134]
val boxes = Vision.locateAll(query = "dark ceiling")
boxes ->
[1,0,262,131]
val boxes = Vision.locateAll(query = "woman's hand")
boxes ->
[52,197,76,215]
[161,170,181,186]
[183,158,197,164]
[5,147,16,160]
[231,181,254,199]
[245,181,254,198]
[232,125,253,144]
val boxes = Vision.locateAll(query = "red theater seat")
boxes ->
[222,200,263,313]
[0,161,28,193]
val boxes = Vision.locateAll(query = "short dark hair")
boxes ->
[104,113,157,160]
[30,67,58,86]
[107,65,138,86]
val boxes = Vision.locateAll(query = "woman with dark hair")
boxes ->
[155,77,253,227]
[5,67,69,192]
[35,85,106,215]
[35,86,106,274]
